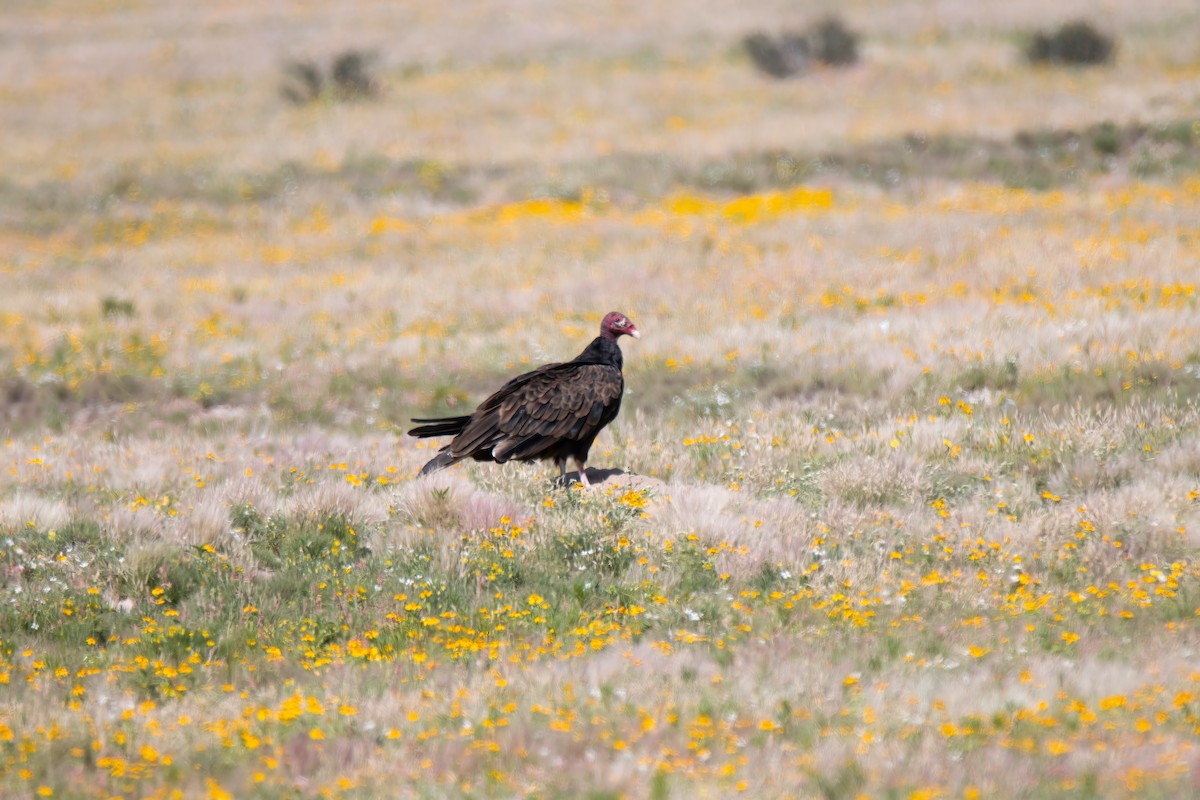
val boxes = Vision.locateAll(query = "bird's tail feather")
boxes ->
[408,415,472,438]
[418,450,460,477]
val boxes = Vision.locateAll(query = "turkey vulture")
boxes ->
[408,311,640,487]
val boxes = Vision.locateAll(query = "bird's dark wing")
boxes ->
[446,362,623,462]
[408,415,472,438]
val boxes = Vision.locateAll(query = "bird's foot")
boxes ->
[574,460,591,488]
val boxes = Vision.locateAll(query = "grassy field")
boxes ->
[3,1,1200,797]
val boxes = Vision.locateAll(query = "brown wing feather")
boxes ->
[446,362,622,463]
[493,364,622,460]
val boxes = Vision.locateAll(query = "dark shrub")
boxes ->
[331,51,378,99]
[744,32,809,79]
[1027,21,1114,66]
[282,49,379,105]
[809,17,859,66]
[282,61,323,105]
[744,17,860,79]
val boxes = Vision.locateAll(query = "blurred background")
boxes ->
[1,0,1198,427]
[4,0,1195,187]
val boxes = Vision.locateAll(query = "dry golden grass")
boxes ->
[2,1,1200,798]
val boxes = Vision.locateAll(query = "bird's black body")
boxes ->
[408,313,638,486]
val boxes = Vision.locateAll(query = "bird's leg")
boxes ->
[574,457,590,488]
[556,458,567,485]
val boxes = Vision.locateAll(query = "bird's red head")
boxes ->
[600,311,640,341]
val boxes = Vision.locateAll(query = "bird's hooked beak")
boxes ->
[628,326,641,340]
